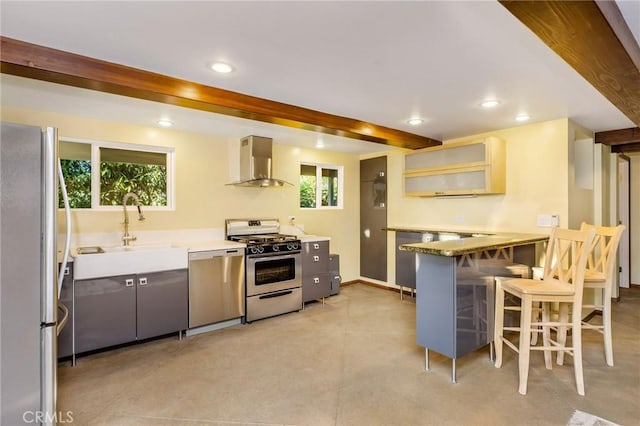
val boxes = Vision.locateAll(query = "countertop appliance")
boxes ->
[226,218,302,322]
[1,122,72,425]
[188,248,245,328]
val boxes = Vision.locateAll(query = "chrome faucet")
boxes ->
[122,192,145,246]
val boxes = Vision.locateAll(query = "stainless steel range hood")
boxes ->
[226,136,293,187]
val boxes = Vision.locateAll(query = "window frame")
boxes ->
[59,137,175,211]
[299,162,344,210]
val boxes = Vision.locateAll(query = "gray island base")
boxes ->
[400,232,547,383]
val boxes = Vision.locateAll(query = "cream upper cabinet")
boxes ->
[404,137,505,197]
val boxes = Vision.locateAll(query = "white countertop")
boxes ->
[300,235,331,242]
[183,240,246,252]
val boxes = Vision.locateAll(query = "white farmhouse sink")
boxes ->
[103,243,175,253]
[73,244,188,280]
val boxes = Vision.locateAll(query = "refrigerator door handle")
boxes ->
[57,147,73,298]
[42,127,58,325]
[41,325,57,426]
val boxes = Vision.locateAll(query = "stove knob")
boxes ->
[250,246,260,255]
[272,244,280,252]
[289,242,299,250]
[257,245,265,254]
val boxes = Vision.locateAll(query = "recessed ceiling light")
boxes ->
[480,99,500,108]
[157,119,173,127]
[515,114,530,122]
[315,139,325,149]
[210,62,234,74]
[406,118,424,126]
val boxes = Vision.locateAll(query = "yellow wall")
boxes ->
[385,118,571,234]
[2,107,362,281]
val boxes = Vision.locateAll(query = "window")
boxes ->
[59,138,174,209]
[300,163,343,209]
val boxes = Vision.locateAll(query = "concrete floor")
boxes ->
[58,284,640,425]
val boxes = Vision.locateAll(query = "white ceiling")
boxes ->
[0,1,636,154]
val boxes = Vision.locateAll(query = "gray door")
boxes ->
[360,156,387,281]
[74,275,137,353]
[137,269,188,339]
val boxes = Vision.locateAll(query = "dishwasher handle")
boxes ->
[189,249,243,261]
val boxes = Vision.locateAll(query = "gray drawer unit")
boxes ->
[302,240,331,303]
[302,241,330,274]
[302,274,331,301]
[57,263,74,358]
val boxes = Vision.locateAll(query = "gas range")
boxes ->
[228,233,300,255]
[225,219,301,255]
[225,218,303,322]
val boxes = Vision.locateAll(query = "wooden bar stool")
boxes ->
[557,223,625,367]
[494,227,596,396]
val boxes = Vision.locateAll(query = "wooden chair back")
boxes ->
[579,222,625,282]
[542,227,596,299]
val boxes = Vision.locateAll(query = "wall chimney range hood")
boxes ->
[226,135,293,187]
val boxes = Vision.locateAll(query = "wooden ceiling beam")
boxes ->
[595,127,640,153]
[499,0,640,127]
[0,36,440,150]
[611,142,640,154]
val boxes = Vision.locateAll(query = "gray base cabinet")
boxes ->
[302,241,331,303]
[75,269,187,354]
[395,232,422,291]
[58,263,74,358]
[416,254,494,360]
[329,254,341,295]
[137,269,188,340]
[74,274,137,353]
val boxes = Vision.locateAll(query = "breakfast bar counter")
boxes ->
[399,231,547,382]
[399,232,547,256]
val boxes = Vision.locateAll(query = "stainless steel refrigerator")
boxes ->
[1,122,70,425]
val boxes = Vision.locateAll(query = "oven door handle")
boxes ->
[259,290,293,299]
[248,252,300,260]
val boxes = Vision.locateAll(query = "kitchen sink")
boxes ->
[73,243,188,280]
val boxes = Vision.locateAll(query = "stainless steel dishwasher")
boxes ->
[188,249,245,328]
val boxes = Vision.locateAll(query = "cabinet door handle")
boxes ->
[313,277,320,284]
[313,243,320,249]
[125,278,134,287]
[64,266,70,276]
[313,255,320,262]
[139,277,148,286]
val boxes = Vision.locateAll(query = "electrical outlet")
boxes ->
[537,214,560,227]
[537,214,551,227]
